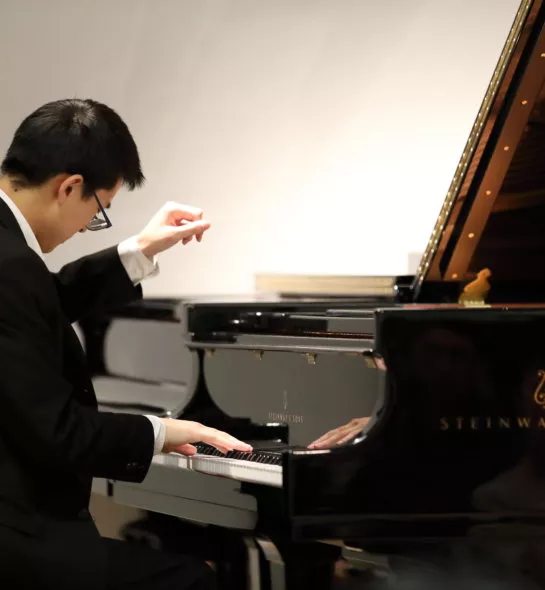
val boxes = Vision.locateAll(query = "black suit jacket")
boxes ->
[0,199,155,589]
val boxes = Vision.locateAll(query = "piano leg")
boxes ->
[255,537,342,590]
[243,537,261,590]
[255,537,285,590]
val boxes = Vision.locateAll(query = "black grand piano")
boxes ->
[80,1,545,587]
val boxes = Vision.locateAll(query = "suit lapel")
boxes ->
[0,198,97,408]
[0,196,97,408]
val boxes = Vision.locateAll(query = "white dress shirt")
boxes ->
[0,189,166,455]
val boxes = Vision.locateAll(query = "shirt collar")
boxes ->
[0,188,44,260]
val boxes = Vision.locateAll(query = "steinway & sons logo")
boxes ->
[439,369,545,431]
[268,390,304,424]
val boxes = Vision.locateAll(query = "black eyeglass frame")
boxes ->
[87,193,112,231]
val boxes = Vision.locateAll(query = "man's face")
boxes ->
[45,178,121,252]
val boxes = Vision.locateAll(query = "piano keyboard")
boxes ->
[152,443,283,488]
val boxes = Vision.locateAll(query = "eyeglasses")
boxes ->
[86,193,112,231]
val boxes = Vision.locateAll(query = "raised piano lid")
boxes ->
[182,2,545,452]
[188,0,545,313]
[415,0,545,304]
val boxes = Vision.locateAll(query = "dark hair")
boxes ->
[1,98,144,197]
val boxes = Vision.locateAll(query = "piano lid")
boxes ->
[414,0,545,303]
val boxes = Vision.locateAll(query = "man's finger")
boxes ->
[337,428,361,445]
[166,202,204,222]
[309,430,344,449]
[175,220,211,239]
[309,428,337,447]
[174,443,198,456]
[206,432,252,453]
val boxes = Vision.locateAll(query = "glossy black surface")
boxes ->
[180,302,545,589]
[285,307,545,537]
[185,303,545,532]
[187,298,384,342]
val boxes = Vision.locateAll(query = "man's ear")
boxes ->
[56,174,84,205]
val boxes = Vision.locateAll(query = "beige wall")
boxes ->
[0,0,521,295]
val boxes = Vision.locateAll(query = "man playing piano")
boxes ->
[0,98,252,590]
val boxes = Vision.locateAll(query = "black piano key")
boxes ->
[193,442,285,465]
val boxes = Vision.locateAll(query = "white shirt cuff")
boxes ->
[118,236,159,285]
[145,415,166,455]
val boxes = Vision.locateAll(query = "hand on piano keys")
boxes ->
[308,417,370,450]
[160,418,253,456]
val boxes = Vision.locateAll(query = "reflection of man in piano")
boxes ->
[0,99,252,590]
[309,324,497,449]
[306,320,523,514]
[308,417,370,449]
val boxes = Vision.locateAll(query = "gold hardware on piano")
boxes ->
[441,370,545,431]
[457,268,492,306]
[305,353,317,365]
[360,351,385,371]
[533,369,545,408]
[363,356,377,369]
[254,350,264,361]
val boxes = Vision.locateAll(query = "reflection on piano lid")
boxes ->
[79,298,199,418]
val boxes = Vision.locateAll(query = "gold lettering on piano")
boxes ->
[439,370,545,431]
[268,412,304,424]
[533,369,545,407]
[439,416,545,430]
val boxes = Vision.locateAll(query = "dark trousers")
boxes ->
[104,537,216,590]
[0,519,215,590]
